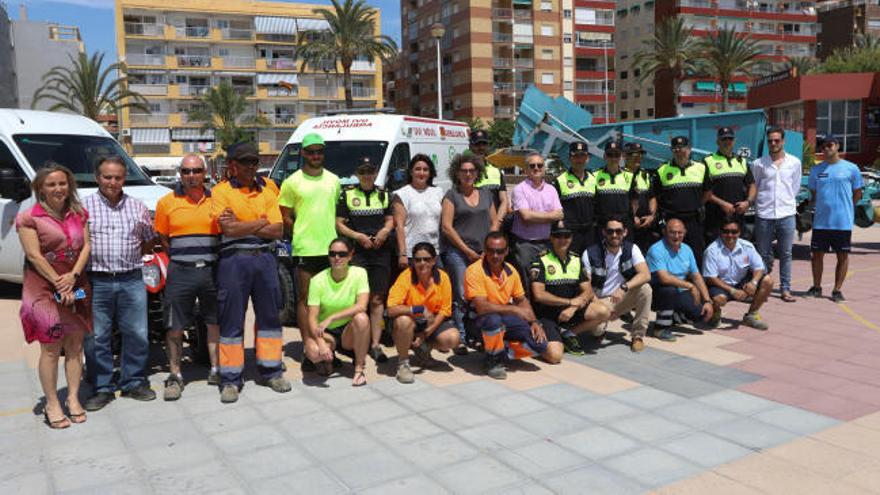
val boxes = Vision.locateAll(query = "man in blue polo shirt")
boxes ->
[806,135,864,303]
[646,218,713,341]
[703,218,773,330]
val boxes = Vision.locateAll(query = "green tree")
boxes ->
[488,119,515,149]
[186,81,269,152]
[32,51,149,120]
[784,56,818,76]
[462,117,485,133]
[817,45,880,73]
[802,140,816,173]
[298,0,398,109]
[632,17,700,116]
[696,27,763,112]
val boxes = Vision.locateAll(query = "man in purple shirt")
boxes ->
[83,156,157,411]
[511,152,563,286]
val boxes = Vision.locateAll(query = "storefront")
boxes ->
[748,72,880,167]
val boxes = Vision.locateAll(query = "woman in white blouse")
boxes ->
[392,154,445,269]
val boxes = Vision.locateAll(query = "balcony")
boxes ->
[575,81,609,94]
[267,87,298,97]
[127,54,165,66]
[129,84,168,96]
[494,106,514,118]
[267,113,298,125]
[182,142,215,153]
[177,26,210,38]
[351,87,376,98]
[129,113,168,125]
[514,10,532,21]
[494,58,514,69]
[493,32,513,43]
[677,0,713,7]
[124,22,163,37]
[177,55,211,67]
[231,86,255,97]
[575,40,614,49]
[223,56,255,68]
[514,58,534,69]
[265,58,297,70]
[179,85,211,96]
[351,60,376,71]
[494,82,514,93]
[222,28,254,40]
[493,8,513,17]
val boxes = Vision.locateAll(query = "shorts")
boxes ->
[415,319,457,342]
[326,324,348,351]
[535,318,563,342]
[297,255,330,275]
[708,272,766,300]
[353,249,392,294]
[811,229,852,253]
[164,261,218,329]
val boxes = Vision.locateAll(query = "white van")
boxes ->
[0,109,170,283]
[268,114,471,191]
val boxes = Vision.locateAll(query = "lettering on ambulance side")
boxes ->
[312,118,373,129]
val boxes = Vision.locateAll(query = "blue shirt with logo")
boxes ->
[703,238,765,286]
[808,160,863,231]
[647,240,698,283]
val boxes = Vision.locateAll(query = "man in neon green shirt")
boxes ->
[279,133,341,370]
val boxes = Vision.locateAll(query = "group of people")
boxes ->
[18,125,864,429]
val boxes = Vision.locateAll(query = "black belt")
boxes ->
[87,268,141,278]
[221,247,272,257]
[171,259,216,268]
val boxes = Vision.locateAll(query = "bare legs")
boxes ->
[39,330,85,425]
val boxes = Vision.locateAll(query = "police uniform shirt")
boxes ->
[529,250,588,315]
[553,170,596,228]
[336,184,391,236]
[594,167,634,219]
[704,151,754,209]
[629,169,655,217]
[652,160,709,214]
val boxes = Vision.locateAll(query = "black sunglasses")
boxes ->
[180,168,204,175]
[328,250,349,258]
[303,148,325,155]
[528,162,545,169]
[605,228,625,236]
[721,228,740,234]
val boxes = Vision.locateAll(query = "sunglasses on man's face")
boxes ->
[328,250,349,258]
[303,148,324,156]
[720,228,740,235]
[605,228,625,236]
[180,168,204,175]
[528,162,545,170]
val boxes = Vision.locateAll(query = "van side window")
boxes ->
[388,143,410,191]
[0,141,25,178]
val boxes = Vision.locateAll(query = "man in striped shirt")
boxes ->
[83,156,157,412]
[154,155,220,400]
[212,142,290,403]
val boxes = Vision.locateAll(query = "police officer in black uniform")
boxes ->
[624,142,658,253]
[553,141,596,256]
[593,141,635,240]
[703,127,756,244]
[335,157,394,363]
[653,136,710,267]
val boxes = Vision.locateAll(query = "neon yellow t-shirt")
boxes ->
[307,266,369,329]
[278,168,341,257]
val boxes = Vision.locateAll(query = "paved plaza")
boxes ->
[1,227,880,494]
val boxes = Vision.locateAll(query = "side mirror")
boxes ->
[0,168,31,203]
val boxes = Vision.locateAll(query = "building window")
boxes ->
[634,89,640,98]
[868,19,880,30]
[621,91,628,100]
[620,110,628,119]
[452,28,459,38]
[541,73,555,84]
[564,80,573,90]
[634,68,641,78]
[816,99,861,153]
[647,107,654,116]
[563,33,572,43]
[564,56,573,66]
[541,1,553,11]
[563,9,572,18]
[542,49,554,60]
[647,87,654,96]
[620,70,628,79]
[541,25,554,36]
[634,109,641,118]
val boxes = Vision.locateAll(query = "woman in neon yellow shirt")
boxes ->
[306,238,371,386]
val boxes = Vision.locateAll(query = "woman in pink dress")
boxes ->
[17,163,91,429]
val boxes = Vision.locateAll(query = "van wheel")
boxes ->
[278,263,296,326]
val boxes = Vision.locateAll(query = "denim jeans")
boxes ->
[84,270,149,393]
[441,248,472,342]
[754,215,795,292]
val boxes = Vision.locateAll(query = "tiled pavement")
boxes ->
[1,227,879,494]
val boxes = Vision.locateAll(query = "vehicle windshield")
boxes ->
[12,134,154,188]
[271,140,388,184]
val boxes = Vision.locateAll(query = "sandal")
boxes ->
[65,401,87,424]
[781,292,796,303]
[352,369,367,387]
[43,411,71,430]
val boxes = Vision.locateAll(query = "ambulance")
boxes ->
[268,114,471,191]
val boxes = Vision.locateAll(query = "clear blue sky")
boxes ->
[7,0,402,58]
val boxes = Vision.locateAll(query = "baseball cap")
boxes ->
[550,220,573,236]
[569,141,589,154]
[623,142,644,155]
[470,129,489,144]
[820,134,840,146]
[227,142,259,162]
[302,133,325,149]
[717,127,736,139]
[355,157,377,174]
[604,141,622,154]
[671,136,690,148]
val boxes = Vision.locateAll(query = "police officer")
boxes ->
[703,127,756,243]
[594,141,634,239]
[625,142,658,254]
[553,141,596,256]
[335,157,394,364]
[469,129,510,217]
[653,136,710,267]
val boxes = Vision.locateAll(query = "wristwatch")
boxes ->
[621,283,629,293]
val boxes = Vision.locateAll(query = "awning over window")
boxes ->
[134,156,184,172]
[127,69,167,75]
[171,128,215,141]
[131,128,170,145]
[254,16,297,35]
[256,73,299,85]
[296,18,330,31]
[694,81,749,93]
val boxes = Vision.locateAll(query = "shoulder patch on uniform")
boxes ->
[567,181,574,188]
[351,197,361,207]
[547,265,556,275]
[529,266,541,279]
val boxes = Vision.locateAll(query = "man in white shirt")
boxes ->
[751,126,802,302]
[581,216,653,352]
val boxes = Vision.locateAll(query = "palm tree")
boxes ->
[186,81,269,152]
[32,51,149,120]
[297,0,398,109]
[784,56,818,76]
[632,17,701,117]
[697,27,763,112]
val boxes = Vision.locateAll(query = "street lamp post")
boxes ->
[603,39,609,122]
[430,23,445,120]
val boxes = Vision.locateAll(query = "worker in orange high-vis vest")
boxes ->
[212,142,290,404]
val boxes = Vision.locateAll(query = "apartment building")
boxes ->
[616,0,817,120]
[566,0,616,123]
[116,0,384,165]
[817,0,880,59]
[394,0,576,122]
[0,4,16,108]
